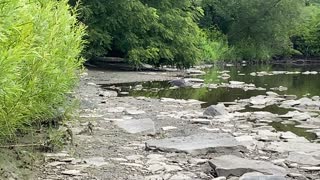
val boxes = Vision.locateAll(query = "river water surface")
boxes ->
[103,64,320,140]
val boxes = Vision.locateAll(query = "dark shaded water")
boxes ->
[102,64,320,140]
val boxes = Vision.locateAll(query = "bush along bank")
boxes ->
[0,0,85,141]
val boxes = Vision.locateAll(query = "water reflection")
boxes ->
[101,64,320,140]
[110,64,320,107]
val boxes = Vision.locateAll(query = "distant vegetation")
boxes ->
[0,0,85,140]
[73,0,320,67]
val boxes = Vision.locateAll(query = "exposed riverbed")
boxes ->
[36,64,320,180]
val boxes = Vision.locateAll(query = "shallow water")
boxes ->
[102,64,320,140]
[106,64,320,105]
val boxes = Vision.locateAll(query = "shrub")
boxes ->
[0,0,85,140]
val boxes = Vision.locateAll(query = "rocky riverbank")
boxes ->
[36,67,320,180]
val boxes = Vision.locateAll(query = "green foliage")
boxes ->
[198,29,230,62]
[201,0,305,60]
[292,4,320,57]
[0,0,85,140]
[76,0,225,68]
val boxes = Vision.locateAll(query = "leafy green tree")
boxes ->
[292,3,320,57]
[75,0,223,68]
[201,0,305,60]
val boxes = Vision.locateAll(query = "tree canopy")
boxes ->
[73,0,320,66]
[201,0,306,60]
[75,0,218,68]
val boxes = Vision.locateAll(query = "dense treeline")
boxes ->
[73,0,320,67]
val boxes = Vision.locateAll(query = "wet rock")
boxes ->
[280,100,301,108]
[270,86,288,91]
[203,104,229,117]
[146,133,244,155]
[250,112,278,121]
[286,152,320,166]
[208,84,219,89]
[115,118,155,134]
[266,91,279,97]
[209,155,286,177]
[229,81,245,85]
[281,94,297,100]
[220,73,231,79]
[250,72,257,76]
[239,172,285,180]
[299,97,320,107]
[169,79,190,87]
[187,69,205,75]
[279,111,303,118]
[249,95,269,105]
[312,96,320,101]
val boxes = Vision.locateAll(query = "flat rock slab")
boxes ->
[265,142,320,156]
[209,155,286,177]
[146,133,244,155]
[239,172,286,180]
[287,152,320,166]
[115,118,155,134]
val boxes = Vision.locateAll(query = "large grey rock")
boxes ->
[264,141,320,156]
[169,79,190,87]
[146,133,244,155]
[239,172,286,180]
[115,118,155,134]
[209,155,287,177]
[203,104,229,117]
[286,152,320,166]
